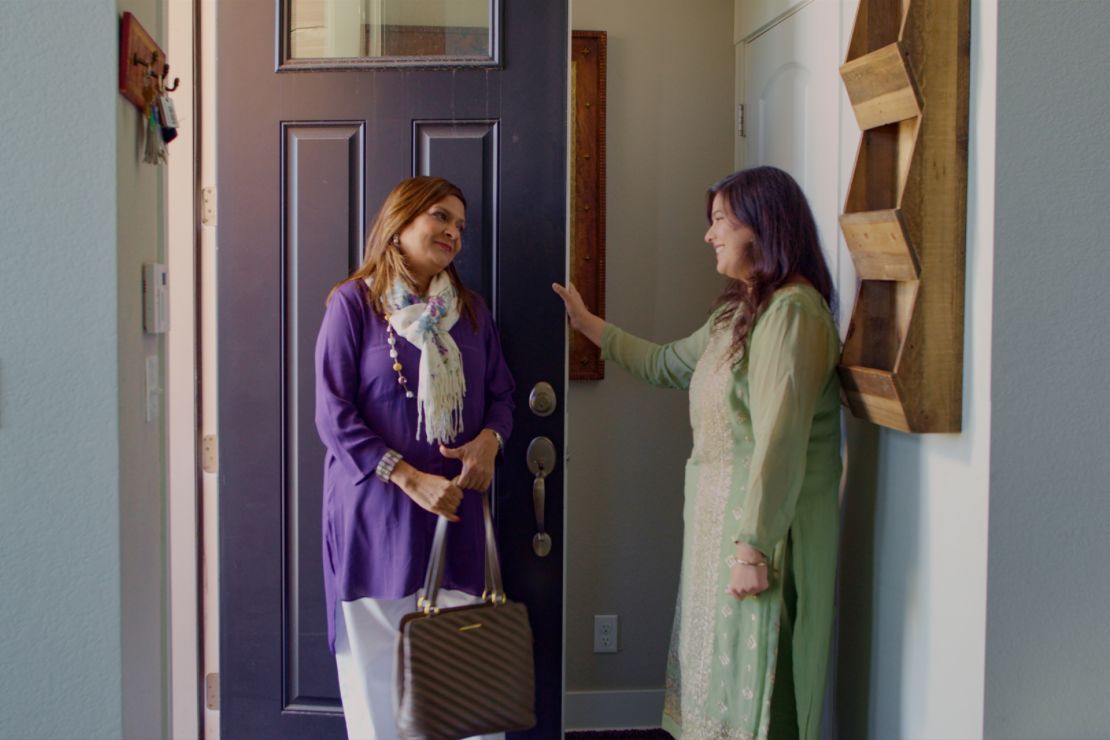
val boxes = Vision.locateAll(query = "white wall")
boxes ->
[985,2,1110,737]
[835,1,995,738]
[565,0,735,729]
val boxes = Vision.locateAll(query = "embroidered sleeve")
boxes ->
[734,299,838,553]
[601,317,713,391]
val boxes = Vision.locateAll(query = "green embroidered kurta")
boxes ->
[602,285,842,740]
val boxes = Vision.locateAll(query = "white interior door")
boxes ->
[740,5,845,737]
[742,0,842,286]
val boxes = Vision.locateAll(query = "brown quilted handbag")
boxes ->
[395,492,537,739]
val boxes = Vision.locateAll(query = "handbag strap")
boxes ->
[420,491,505,611]
[419,514,449,609]
[481,490,505,600]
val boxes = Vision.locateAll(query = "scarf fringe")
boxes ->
[416,338,467,444]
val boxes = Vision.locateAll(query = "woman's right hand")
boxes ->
[390,461,464,522]
[552,282,605,347]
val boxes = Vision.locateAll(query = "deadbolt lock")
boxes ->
[528,381,557,417]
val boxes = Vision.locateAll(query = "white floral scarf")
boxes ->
[384,273,466,444]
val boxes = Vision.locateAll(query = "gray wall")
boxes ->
[117,0,169,735]
[833,0,998,736]
[0,2,167,738]
[0,2,123,737]
[986,2,1110,737]
[565,0,734,713]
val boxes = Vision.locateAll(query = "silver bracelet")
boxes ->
[375,449,403,483]
[485,428,504,452]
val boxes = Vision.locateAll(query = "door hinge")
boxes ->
[201,186,217,226]
[737,103,746,138]
[205,672,220,710]
[202,434,218,474]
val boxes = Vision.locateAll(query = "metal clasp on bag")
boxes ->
[417,594,440,616]
[481,589,507,605]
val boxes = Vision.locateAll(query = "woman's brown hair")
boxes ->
[328,175,478,330]
[708,166,835,364]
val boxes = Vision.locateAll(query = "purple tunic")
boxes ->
[314,280,515,652]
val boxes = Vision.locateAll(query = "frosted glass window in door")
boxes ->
[288,0,493,60]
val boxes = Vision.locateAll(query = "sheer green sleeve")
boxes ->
[601,317,712,391]
[735,298,838,554]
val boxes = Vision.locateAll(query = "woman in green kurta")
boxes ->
[555,167,841,740]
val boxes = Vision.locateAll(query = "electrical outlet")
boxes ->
[593,614,618,653]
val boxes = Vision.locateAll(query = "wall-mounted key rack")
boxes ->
[119,11,179,111]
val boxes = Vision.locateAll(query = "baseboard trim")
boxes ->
[565,689,665,730]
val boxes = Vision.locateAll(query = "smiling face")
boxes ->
[396,195,466,290]
[704,192,758,282]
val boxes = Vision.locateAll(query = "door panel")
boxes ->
[413,120,498,302]
[736,0,811,40]
[218,2,567,737]
[744,0,841,275]
[283,122,366,709]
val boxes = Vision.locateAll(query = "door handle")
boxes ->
[526,436,557,557]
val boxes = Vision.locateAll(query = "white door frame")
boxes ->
[197,2,220,737]
[166,0,199,738]
[165,0,221,737]
[172,2,857,736]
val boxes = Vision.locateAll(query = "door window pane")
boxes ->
[288,0,492,61]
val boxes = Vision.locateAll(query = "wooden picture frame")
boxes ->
[570,31,607,380]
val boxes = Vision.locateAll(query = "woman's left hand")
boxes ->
[727,543,770,601]
[552,282,605,347]
[439,429,500,491]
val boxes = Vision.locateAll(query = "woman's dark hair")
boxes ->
[708,166,835,364]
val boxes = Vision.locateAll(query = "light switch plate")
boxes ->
[145,355,160,422]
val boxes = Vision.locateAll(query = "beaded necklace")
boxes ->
[384,313,416,399]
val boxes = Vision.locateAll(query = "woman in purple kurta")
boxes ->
[315,176,514,740]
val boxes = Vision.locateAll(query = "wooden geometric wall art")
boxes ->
[837,0,971,432]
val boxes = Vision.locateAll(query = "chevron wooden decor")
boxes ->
[837,0,970,433]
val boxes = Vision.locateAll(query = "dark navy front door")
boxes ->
[217,3,567,736]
